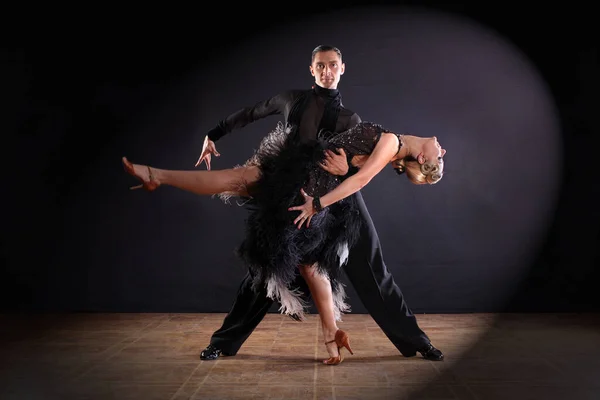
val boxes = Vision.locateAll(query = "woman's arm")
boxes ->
[320,133,399,207]
[288,133,399,228]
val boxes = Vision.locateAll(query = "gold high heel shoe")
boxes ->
[122,157,160,191]
[323,329,354,365]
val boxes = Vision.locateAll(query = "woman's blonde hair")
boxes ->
[396,157,443,185]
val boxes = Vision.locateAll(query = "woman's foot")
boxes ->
[122,157,160,191]
[323,329,354,365]
[323,330,342,365]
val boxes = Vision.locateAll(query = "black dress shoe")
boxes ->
[418,343,444,361]
[200,344,234,360]
[288,313,303,322]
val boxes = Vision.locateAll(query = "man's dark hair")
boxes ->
[311,45,342,62]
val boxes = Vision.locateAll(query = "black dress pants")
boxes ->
[209,191,430,355]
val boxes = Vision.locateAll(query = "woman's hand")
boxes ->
[288,189,316,229]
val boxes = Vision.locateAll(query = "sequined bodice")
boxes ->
[328,121,388,157]
[305,121,397,197]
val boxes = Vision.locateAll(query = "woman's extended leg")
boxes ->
[122,157,260,197]
[298,264,353,365]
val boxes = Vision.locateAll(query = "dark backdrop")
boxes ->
[2,1,598,314]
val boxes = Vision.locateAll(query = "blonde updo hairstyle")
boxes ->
[396,157,443,185]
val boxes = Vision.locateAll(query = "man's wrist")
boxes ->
[341,165,359,180]
[207,125,225,142]
[340,151,357,179]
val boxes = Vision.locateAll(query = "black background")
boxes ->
[2,1,598,315]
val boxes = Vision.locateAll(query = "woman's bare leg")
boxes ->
[123,157,260,197]
[298,264,340,362]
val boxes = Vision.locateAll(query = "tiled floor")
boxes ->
[1,312,599,399]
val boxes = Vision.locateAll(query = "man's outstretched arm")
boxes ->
[196,90,299,169]
[208,91,298,142]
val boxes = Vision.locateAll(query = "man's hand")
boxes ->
[320,148,348,176]
[195,136,220,170]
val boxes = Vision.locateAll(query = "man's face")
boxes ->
[310,50,345,89]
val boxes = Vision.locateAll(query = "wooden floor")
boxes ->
[1,312,599,399]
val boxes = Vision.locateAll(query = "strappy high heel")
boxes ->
[122,157,160,191]
[323,329,354,365]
